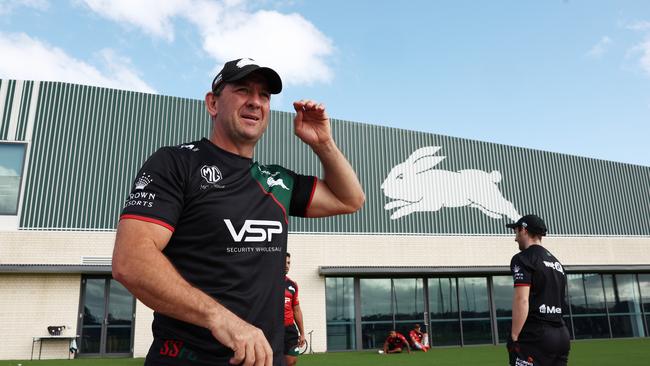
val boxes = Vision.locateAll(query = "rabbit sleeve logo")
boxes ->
[381,146,520,221]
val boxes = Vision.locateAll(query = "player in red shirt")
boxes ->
[284,253,305,366]
[408,324,430,352]
[382,330,411,354]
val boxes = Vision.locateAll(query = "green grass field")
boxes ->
[2,338,648,366]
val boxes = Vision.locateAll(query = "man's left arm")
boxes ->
[293,304,306,347]
[293,100,365,217]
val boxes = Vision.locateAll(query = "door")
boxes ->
[78,276,135,356]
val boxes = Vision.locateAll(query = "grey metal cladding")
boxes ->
[2,79,648,236]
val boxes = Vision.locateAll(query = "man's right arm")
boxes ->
[112,219,273,366]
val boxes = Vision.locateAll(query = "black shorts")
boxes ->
[507,324,570,366]
[284,324,300,356]
[145,336,286,366]
[145,337,230,366]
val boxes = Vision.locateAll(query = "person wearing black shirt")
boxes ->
[506,214,570,366]
[112,58,365,366]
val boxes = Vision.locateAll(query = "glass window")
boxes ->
[325,277,355,351]
[603,274,642,314]
[492,276,514,343]
[106,280,134,353]
[393,278,425,321]
[458,277,492,345]
[0,143,27,215]
[603,274,645,337]
[639,274,650,313]
[360,279,391,350]
[429,278,458,319]
[568,273,606,314]
[571,315,610,339]
[459,277,490,319]
[326,277,355,322]
[638,274,650,335]
[360,279,391,322]
[567,274,609,339]
[567,274,587,313]
[492,276,514,317]
[429,277,460,346]
[79,277,134,355]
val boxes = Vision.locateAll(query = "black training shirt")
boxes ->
[120,138,316,363]
[510,245,567,327]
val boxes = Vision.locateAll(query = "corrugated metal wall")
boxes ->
[2,79,649,235]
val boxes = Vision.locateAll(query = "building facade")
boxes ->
[1,79,649,359]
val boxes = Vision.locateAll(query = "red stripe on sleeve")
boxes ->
[514,283,531,287]
[120,214,175,233]
[306,177,318,209]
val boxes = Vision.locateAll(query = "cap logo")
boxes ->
[236,58,257,68]
[521,222,528,228]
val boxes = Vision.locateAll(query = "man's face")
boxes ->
[514,226,525,250]
[213,73,271,146]
[285,255,291,275]
[389,331,396,338]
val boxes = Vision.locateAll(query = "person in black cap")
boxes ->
[506,214,570,366]
[113,58,365,366]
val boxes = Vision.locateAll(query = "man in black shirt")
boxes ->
[112,58,365,366]
[506,214,570,366]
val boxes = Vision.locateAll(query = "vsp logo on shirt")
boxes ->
[224,219,283,242]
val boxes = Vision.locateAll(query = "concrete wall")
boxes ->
[0,274,80,360]
[1,230,649,358]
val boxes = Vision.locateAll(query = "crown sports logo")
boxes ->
[134,173,153,190]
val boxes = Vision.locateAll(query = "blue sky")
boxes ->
[1,0,649,166]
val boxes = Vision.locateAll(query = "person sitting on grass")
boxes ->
[409,324,430,352]
[382,330,411,354]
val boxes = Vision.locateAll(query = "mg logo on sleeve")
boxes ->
[224,219,283,242]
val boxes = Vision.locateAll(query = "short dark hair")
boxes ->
[286,252,291,258]
[212,82,226,96]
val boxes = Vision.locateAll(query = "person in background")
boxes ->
[506,214,570,366]
[408,324,429,352]
[284,252,305,366]
[382,330,411,354]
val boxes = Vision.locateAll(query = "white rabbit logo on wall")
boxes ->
[381,146,521,221]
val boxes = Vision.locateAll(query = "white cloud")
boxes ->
[0,0,49,15]
[635,38,650,76]
[79,0,190,42]
[79,0,335,86]
[624,20,650,77]
[626,20,650,32]
[587,36,612,58]
[0,32,156,93]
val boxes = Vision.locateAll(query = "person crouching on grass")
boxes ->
[382,330,411,354]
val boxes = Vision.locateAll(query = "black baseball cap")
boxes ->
[506,214,548,236]
[211,58,282,94]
